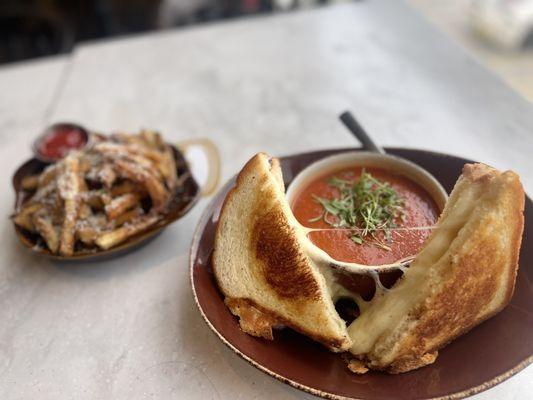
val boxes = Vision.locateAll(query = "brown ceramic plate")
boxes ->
[190,148,533,400]
[13,145,200,260]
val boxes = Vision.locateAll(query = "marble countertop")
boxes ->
[0,1,531,398]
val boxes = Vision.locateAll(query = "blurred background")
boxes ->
[1,0,532,101]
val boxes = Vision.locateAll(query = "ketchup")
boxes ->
[38,125,87,160]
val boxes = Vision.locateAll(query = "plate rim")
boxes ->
[189,147,533,400]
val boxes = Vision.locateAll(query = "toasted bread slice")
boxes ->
[347,163,524,373]
[213,153,351,351]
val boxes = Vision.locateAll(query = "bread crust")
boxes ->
[225,297,350,350]
[224,298,278,340]
[213,153,351,352]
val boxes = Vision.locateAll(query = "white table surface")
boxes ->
[1,1,532,399]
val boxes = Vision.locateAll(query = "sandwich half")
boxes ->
[213,153,352,351]
[347,163,524,373]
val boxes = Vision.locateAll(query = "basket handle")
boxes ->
[176,137,221,197]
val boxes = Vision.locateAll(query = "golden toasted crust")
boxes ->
[225,297,351,350]
[225,298,278,340]
[386,352,438,374]
[252,208,322,300]
[213,153,350,352]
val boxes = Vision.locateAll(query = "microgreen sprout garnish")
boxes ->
[310,170,405,249]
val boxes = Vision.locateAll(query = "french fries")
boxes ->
[95,215,158,250]
[21,175,39,191]
[115,207,142,226]
[84,191,105,209]
[38,165,58,187]
[113,159,168,211]
[58,154,83,256]
[76,226,98,245]
[98,163,117,188]
[13,203,42,231]
[110,181,137,197]
[33,215,59,253]
[13,131,180,255]
[105,193,138,219]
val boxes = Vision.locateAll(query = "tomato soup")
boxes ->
[291,167,439,265]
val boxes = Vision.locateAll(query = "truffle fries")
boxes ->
[58,153,84,256]
[13,130,179,255]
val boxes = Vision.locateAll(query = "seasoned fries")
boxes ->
[13,131,180,255]
[105,193,139,219]
[58,154,83,256]
[95,215,159,250]
[33,215,59,253]
[21,175,39,190]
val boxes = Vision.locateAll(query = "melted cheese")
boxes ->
[346,180,482,356]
